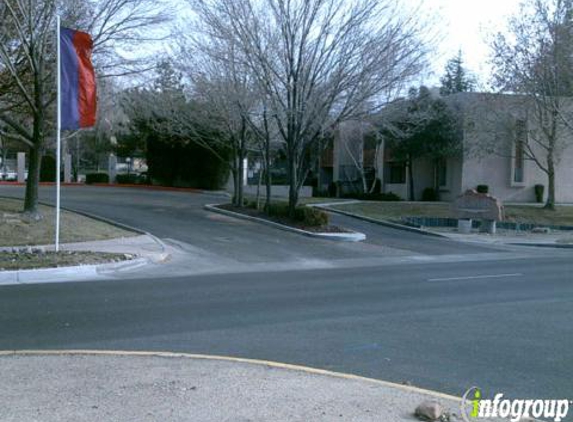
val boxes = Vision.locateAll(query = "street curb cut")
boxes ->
[0,196,170,283]
[0,195,170,262]
[0,350,462,403]
[54,205,170,261]
[204,204,366,242]
[0,257,148,285]
[313,205,446,238]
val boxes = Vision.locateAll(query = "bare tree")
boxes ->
[186,42,260,206]
[191,0,429,215]
[490,0,573,209]
[138,48,259,205]
[0,0,170,218]
[338,119,382,194]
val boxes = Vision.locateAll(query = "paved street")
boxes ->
[0,186,571,402]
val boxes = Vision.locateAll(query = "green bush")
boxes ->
[266,203,290,217]
[40,155,57,182]
[299,207,329,226]
[535,184,545,203]
[85,173,109,184]
[371,178,382,195]
[328,182,337,197]
[422,187,439,201]
[476,184,489,194]
[342,192,402,201]
[116,174,146,184]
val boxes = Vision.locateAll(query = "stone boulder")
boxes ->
[451,189,504,222]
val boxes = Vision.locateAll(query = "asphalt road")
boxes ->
[0,186,572,401]
[2,184,505,260]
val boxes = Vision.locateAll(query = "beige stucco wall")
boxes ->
[439,157,463,202]
[457,93,573,203]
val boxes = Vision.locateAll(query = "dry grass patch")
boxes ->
[0,198,136,247]
[331,201,573,227]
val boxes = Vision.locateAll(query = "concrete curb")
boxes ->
[0,349,461,402]
[204,204,366,242]
[0,257,148,285]
[421,229,573,249]
[509,242,573,249]
[314,205,446,238]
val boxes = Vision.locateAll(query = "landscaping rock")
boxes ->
[415,401,445,421]
[451,190,504,222]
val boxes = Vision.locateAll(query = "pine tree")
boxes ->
[439,50,476,95]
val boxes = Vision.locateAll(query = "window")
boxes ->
[437,159,448,188]
[514,120,526,184]
[387,162,406,184]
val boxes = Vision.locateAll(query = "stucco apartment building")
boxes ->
[324,92,573,203]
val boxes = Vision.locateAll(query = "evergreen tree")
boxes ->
[439,50,476,95]
[379,86,461,200]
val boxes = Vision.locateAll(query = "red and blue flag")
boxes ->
[60,28,97,130]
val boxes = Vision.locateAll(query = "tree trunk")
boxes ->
[265,136,272,211]
[255,163,262,210]
[361,170,368,194]
[408,155,415,201]
[24,144,43,219]
[288,154,298,217]
[237,155,244,207]
[0,138,7,175]
[545,156,556,210]
[231,167,239,206]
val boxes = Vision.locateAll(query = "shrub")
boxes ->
[476,184,489,194]
[266,203,329,227]
[40,155,57,182]
[328,182,337,197]
[535,184,545,203]
[370,178,382,195]
[378,192,402,201]
[116,174,144,184]
[422,187,439,201]
[85,173,109,184]
[299,207,329,226]
[342,191,402,201]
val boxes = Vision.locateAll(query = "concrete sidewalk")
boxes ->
[0,234,169,285]
[60,234,168,261]
[433,230,573,248]
[0,351,508,422]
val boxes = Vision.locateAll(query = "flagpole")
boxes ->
[55,15,61,252]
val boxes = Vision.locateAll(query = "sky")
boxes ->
[167,0,524,89]
[420,0,522,88]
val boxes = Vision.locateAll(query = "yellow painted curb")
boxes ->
[0,349,461,402]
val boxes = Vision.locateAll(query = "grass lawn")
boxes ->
[329,201,573,227]
[0,198,136,247]
[243,194,349,206]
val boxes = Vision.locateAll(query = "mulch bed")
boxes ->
[217,204,351,233]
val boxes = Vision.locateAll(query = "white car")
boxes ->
[1,170,21,181]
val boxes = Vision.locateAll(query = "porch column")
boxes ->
[17,152,26,183]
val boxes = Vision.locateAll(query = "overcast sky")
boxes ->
[420,0,522,88]
[168,0,524,90]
